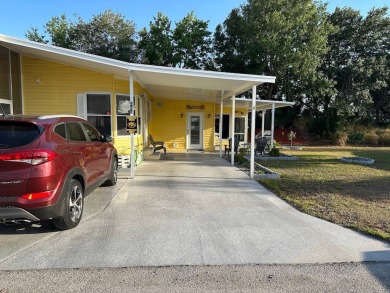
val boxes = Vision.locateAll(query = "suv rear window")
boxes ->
[0,122,42,149]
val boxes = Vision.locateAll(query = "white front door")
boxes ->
[187,112,203,150]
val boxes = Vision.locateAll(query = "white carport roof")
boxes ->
[223,98,295,111]
[0,34,276,103]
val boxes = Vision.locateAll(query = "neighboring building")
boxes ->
[0,34,291,175]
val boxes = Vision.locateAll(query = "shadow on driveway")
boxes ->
[364,250,390,291]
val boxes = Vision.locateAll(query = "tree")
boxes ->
[72,10,137,61]
[213,9,248,73]
[173,11,213,69]
[324,7,390,125]
[138,11,213,69]
[25,10,137,62]
[362,8,390,125]
[45,15,73,48]
[214,0,333,101]
[25,27,48,44]
[138,13,174,66]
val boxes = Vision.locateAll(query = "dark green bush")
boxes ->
[234,153,246,164]
[269,147,281,157]
[348,131,365,145]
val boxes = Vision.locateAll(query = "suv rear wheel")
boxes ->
[104,158,118,186]
[53,179,84,230]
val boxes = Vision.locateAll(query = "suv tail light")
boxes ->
[21,190,54,200]
[0,150,57,165]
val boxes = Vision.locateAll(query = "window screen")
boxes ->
[86,94,111,136]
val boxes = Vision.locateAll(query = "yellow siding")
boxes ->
[21,56,150,159]
[150,98,216,152]
[22,56,113,115]
[114,79,143,95]
[21,57,146,115]
[113,135,143,156]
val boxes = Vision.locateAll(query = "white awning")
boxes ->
[223,98,295,110]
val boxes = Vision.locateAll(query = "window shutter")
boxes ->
[77,93,86,119]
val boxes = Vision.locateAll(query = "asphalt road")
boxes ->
[0,153,389,291]
[0,262,389,292]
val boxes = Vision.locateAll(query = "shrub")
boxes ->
[269,147,281,157]
[348,131,365,145]
[234,152,246,164]
[332,131,348,146]
[364,133,379,146]
[274,140,282,148]
[379,133,390,146]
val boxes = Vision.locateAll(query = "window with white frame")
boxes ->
[116,94,142,136]
[215,114,246,141]
[116,94,131,136]
[86,94,111,137]
[235,117,245,142]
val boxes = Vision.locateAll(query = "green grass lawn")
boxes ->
[258,146,390,241]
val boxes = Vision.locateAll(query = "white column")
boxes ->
[219,99,223,157]
[261,110,265,137]
[250,86,256,179]
[271,103,275,150]
[129,71,135,179]
[231,95,235,165]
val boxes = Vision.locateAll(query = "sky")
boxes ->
[0,0,389,39]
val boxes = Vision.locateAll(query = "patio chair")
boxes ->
[255,136,268,156]
[148,134,166,155]
[225,135,240,156]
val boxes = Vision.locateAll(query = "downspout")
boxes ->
[250,85,256,179]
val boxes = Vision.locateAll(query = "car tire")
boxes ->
[104,158,118,186]
[53,179,84,230]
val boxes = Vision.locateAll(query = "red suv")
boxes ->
[0,115,118,230]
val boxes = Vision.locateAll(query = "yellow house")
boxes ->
[0,34,294,178]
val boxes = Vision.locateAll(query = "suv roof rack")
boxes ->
[38,114,85,120]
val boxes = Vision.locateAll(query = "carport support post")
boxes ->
[271,103,275,150]
[250,86,256,179]
[231,95,235,166]
[261,110,265,137]
[130,71,135,179]
[219,99,223,158]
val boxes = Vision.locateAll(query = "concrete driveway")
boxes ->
[0,152,389,270]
